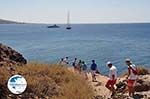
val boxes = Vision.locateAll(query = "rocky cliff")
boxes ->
[0,19,20,24]
[0,43,27,67]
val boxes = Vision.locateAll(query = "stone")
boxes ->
[135,78,150,92]
[0,43,27,67]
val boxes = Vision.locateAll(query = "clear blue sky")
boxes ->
[0,0,150,23]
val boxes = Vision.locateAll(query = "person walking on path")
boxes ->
[59,58,66,66]
[90,60,97,82]
[105,61,117,97]
[76,60,82,73]
[72,58,78,71]
[64,57,69,65]
[81,61,88,80]
[125,59,138,97]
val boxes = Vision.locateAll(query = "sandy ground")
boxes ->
[68,67,111,98]
[87,73,111,98]
[90,73,150,99]
[68,67,150,99]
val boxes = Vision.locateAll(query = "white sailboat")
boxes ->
[66,11,71,30]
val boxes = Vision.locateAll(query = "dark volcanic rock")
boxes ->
[135,75,150,92]
[0,43,27,66]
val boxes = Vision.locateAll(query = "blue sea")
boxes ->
[0,23,150,74]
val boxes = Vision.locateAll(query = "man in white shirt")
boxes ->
[105,61,117,97]
[59,58,66,66]
[64,57,69,65]
[125,59,138,97]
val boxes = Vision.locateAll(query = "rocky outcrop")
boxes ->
[135,75,150,92]
[0,19,19,24]
[0,43,27,67]
[114,75,150,98]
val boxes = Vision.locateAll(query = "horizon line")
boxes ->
[1,18,150,24]
[28,22,150,24]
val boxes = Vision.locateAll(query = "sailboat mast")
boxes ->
[67,11,70,26]
[66,11,71,29]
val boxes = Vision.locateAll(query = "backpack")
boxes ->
[130,66,138,75]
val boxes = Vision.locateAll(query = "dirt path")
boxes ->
[87,73,111,98]
[68,67,150,99]
[68,67,111,98]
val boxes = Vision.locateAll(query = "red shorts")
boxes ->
[127,80,136,87]
[106,79,117,87]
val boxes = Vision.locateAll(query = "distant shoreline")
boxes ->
[0,18,150,25]
[0,19,24,24]
[0,23,150,25]
[21,22,150,25]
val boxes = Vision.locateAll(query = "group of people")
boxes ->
[105,59,138,97]
[59,57,69,65]
[59,57,101,80]
[59,57,89,79]
[59,57,138,98]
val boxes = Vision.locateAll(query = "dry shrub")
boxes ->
[0,63,94,99]
[121,66,149,77]
[137,66,150,75]
[55,77,93,99]
[0,68,11,98]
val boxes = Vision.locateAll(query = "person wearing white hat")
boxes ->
[125,59,138,97]
[105,61,117,97]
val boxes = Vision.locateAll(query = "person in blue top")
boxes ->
[81,61,88,80]
[90,60,97,82]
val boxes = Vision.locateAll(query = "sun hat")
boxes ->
[107,61,112,65]
[125,58,133,64]
[125,58,131,62]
